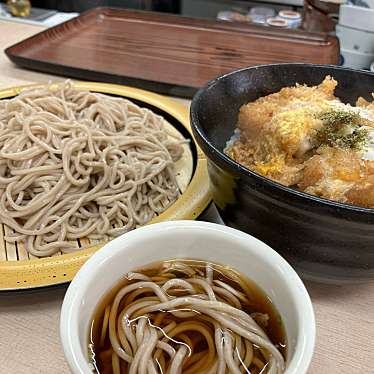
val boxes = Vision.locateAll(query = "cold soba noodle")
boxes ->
[0,82,185,257]
[90,260,286,374]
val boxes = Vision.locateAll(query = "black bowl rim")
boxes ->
[191,62,374,215]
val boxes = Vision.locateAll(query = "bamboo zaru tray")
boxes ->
[0,82,211,291]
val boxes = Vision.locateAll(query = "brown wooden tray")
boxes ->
[5,7,340,98]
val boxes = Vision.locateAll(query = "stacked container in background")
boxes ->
[337,2,374,69]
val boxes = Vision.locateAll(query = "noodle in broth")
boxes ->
[90,260,286,374]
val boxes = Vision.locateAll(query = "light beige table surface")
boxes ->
[0,20,373,374]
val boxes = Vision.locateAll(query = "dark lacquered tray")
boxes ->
[5,7,339,98]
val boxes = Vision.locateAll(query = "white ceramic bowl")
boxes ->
[60,221,315,374]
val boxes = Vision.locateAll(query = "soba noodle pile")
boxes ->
[0,81,185,257]
[91,261,285,374]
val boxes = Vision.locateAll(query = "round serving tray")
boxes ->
[0,81,210,291]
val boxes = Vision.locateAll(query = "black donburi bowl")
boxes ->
[191,63,374,284]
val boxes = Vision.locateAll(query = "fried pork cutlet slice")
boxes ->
[299,146,374,208]
[226,138,304,186]
[238,76,337,143]
[227,77,338,186]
